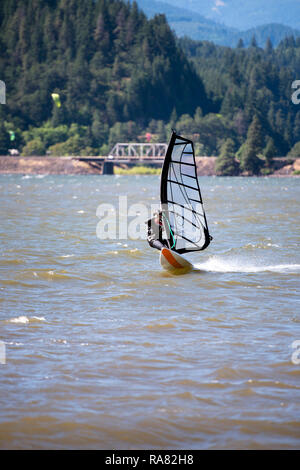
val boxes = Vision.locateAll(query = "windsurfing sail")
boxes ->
[160,131,211,254]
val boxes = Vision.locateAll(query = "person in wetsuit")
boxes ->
[146,211,169,251]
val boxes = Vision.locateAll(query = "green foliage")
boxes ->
[114,165,160,174]
[22,138,46,156]
[263,137,278,168]
[108,121,142,148]
[1,0,209,136]
[180,36,300,157]
[1,0,300,164]
[216,138,240,176]
[287,141,300,157]
[22,124,69,148]
[240,115,264,175]
[48,135,86,156]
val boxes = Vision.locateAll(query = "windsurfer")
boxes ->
[146,211,169,251]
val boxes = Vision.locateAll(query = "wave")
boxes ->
[7,316,46,324]
[14,269,87,281]
[194,256,300,274]
[105,248,143,258]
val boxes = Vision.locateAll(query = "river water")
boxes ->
[0,174,299,449]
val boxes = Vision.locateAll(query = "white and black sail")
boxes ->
[160,131,211,254]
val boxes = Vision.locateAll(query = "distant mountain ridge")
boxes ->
[162,0,300,31]
[134,0,300,47]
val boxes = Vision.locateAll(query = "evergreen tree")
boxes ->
[240,115,263,175]
[236,38,244,49]
[216,138,240,176]
[1,0,300,158]
[250,35,258,48]
[264,137,277,168]
[0,0,209,136]
[287,141,300,157]
[265,37,273,54]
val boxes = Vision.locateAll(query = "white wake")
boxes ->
[194,257,300,274]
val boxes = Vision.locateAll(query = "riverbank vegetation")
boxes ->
[114,165,160,175]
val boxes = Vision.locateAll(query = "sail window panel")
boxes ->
[166,202,176,219]
[190,210,201,228]
[173,210,186,231]
[168,162,197,188]
[184,143,193,153]
[167,182,187,206]
[171,144,186,162]
[173,184,189,207]
[181,153,194,165]
[189,199,204,214]
[175,138,186,145]
[181,173,198,189]
[185,244,200,251]
[174,223,185,239]
[170,161,196,178]
[169,162,183,184]
[180,162,196,177]
[185,186,201,202]
[180,237,198,251]
[175,238,186,251]
[183,227,197,244]
[172,209,186,229]
[172,208,196,229]
[194,211,206,228]
[184,220,202,243]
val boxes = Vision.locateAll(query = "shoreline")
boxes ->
[0,156,299,176]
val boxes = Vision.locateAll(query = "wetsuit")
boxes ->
[147,214,169,251]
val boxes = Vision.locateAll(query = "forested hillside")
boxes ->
[0,0,209,154]
[180,36,300,152]
[1,0,300,175]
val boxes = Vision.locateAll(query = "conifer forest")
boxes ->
[1,0,300,174]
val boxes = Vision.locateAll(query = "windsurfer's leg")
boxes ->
[148,239,165,251]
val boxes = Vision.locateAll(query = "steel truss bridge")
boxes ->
[108,142,167,159]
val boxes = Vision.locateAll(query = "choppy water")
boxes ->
[0,174,299,450]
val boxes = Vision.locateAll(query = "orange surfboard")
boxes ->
[160,247,193,274]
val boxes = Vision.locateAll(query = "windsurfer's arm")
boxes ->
[146,218,154,238]
[146,218,155,245]
[146,216,165,247]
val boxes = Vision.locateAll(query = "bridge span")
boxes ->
[76,142,167,174]
[108,142,167,159]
